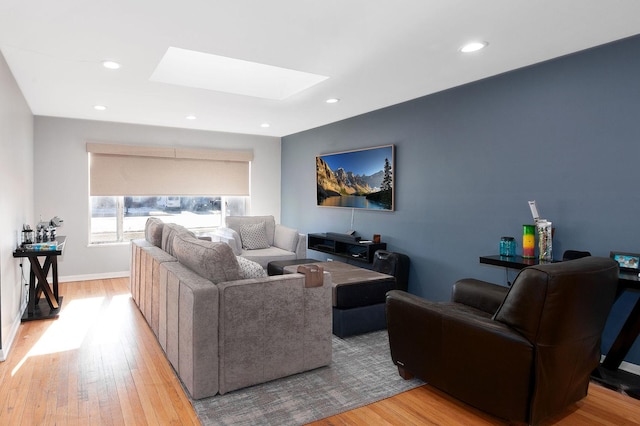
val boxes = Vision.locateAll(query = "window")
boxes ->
[90,195,247,244]
[86,142,253,245]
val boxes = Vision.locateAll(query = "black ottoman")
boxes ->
[284,261,396,338]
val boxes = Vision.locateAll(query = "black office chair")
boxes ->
[372,250,410,291]
[562,250,591,261]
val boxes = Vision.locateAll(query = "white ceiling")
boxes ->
[1,1,640,138]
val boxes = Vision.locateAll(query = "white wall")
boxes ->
[0,52,34,357]
[34,117,281,279]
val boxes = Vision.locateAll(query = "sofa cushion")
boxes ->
[145,217,165,248]
[242,246,297,269]
[274,224,299,252]
[162,223,195,256]
[236,256,268,279]
[240,222,270,250]
[172,235,241,284]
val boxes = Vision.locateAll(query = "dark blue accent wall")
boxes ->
[282,35,640,365]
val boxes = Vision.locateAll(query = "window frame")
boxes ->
[88,195,247,245]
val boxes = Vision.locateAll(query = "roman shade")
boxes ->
[87,142,252,196]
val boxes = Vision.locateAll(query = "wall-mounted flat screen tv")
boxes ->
[316,144,394,211]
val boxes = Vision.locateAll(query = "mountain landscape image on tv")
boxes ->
[316,144,394,211]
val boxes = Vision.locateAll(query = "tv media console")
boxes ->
[308,232,386,264]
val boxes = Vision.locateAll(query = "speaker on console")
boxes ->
[372,250,410,292]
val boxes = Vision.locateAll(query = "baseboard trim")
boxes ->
[599,355,640,375]
[0,300,28,362]
[60,271,130,283]
[620,360,640,375]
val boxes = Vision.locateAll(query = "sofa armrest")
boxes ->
[217,273,331,394]
[160,261,220,399]
[210,226,242,255]
[451,278,508,314]
[273,225,306,258]
[295,233,307,258]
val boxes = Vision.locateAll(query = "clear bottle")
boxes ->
[537,220,553,261]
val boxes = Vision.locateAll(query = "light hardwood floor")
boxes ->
[309,380,640,425]
[1,277,638,425]
[0,278,199,425]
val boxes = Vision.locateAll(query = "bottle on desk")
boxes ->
[522,225,536,258]
[500,237,516,257]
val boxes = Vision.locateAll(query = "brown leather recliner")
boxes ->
[386,257,619,425]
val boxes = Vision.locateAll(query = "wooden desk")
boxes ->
[480,254,640,397]
[13,236,66,321]
[479,254,556,269]
[479,254,639,292]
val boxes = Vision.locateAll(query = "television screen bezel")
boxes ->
[316,144,394,211]
[610,251,640,272]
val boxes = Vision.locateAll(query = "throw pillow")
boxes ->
[240,222,270,250]
[236,256,268,279]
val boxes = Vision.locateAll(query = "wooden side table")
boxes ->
[13,236,66,321]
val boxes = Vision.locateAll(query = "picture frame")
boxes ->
[609,251,640,272]
[316,144,394,211]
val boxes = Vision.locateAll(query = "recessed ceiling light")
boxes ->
[185,115,197,120]
[326,98,340,104]
[93,105,107,111]
[460,41,488,53]
[260,123,270,128]
[102,60,121,70]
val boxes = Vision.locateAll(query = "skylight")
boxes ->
[150,47,329,100]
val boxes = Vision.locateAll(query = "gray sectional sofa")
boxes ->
[210,215,307,268]
[130,217,332,399]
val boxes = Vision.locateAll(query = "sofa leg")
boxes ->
[397,366,414,380]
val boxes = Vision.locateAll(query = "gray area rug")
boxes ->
[192,330,424,425]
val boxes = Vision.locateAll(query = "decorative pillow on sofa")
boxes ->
[236,256,268,279]
[226,215,276,246]
[240,222,270,250]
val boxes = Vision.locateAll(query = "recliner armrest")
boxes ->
[451,278,508,315]
[385,288,534,416]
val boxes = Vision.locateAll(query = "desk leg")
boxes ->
[30,255,59,310]
[28,266,36,315]
[52,256,58,301]
[602,297,640,370]
[20,253,63,322]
